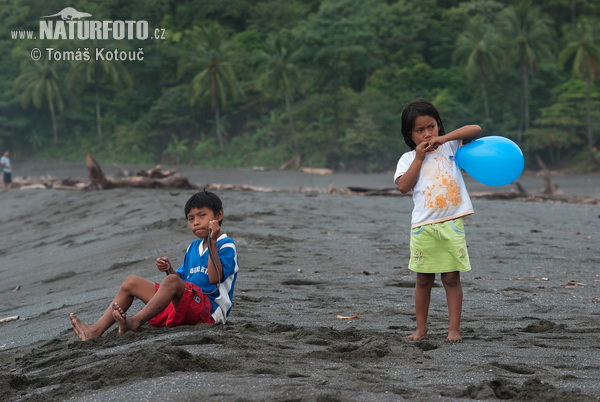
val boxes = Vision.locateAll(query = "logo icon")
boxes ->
[36,6,153,42]
[42,7,92,21]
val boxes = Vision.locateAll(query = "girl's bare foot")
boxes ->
[69,313,98,341]
[445,329,462,343]
[111,303,130,336]
[404,331,427,341]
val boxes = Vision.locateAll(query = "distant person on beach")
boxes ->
[1,150,12,190]
[394,99,481,343]
[69,190,239,340]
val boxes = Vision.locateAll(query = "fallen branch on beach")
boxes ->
[471,184,599,204]
[0,316,19,324]
[13,174,598,204]
[9,154,600,204]
[85,153,200,190]
[348,182,600,204]
[112,163,178,179]
[12,154,201,190]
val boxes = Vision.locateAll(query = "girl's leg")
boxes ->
[70,275,157,340]
[441,271,463,343]
[112,273,186,334]
[405,273,435,341]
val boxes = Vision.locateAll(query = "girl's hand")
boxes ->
[428,136,446,150]
[156,256,172,273]
[415,141,431,160]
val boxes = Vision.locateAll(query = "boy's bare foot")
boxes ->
[403,331,427,341]
[111,302,130,336]
[69,313,97,341]
[445,329,462,343]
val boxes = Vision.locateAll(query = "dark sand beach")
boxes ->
[1,161,599,401]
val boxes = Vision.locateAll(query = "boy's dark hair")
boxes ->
[184,190,223,222]
[400,98,446,150]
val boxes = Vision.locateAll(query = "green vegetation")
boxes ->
[1,0,599,171]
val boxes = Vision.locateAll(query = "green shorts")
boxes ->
[408,218,471,273]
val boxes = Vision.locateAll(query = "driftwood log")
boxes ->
[112,163,178,179]
[86,153,111,189]
[535,154,563,197]
[8,154,600,204]
[85,153,199,190]
[13,154,200,190]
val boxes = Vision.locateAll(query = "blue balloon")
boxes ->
[455,136,524,186]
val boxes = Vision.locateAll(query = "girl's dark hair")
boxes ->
[184,190,223,222]
[400,98,446,150]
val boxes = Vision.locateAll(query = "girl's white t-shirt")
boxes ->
[394,140,473,228]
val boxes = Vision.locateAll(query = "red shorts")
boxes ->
[147,282,215,327]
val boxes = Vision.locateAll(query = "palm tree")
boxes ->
[453,15,502,119]
[559,18,600,150]
[256,32,302,153]
[13,59,64,143]
[499,1,554,142]
[68,43,132,146]
[178,24,242,153]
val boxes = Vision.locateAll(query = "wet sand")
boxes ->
[1,161,599,401]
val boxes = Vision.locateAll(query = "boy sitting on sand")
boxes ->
[69,190,239,340]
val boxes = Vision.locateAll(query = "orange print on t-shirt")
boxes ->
[422,155,463,209]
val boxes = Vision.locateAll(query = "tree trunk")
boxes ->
[210,74,225,153]
[285,89,298,153]
[49,99,58,144]
[479,76,489,119]
[584,79,594,150]
[215,102,225,153]
[478,59,490,119]
[95,85,103,147]
[520,60,530,143]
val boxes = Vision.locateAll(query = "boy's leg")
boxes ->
[441,271,463,343]
[404,272,435,341]
[70,275,157,340]
[112,273,186,335]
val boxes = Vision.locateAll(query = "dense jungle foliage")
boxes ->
[1,0,599,172]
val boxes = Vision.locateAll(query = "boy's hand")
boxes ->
[208,220,221,240]
[156,256,172,274]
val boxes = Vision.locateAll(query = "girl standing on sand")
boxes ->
[394,99,481,343]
